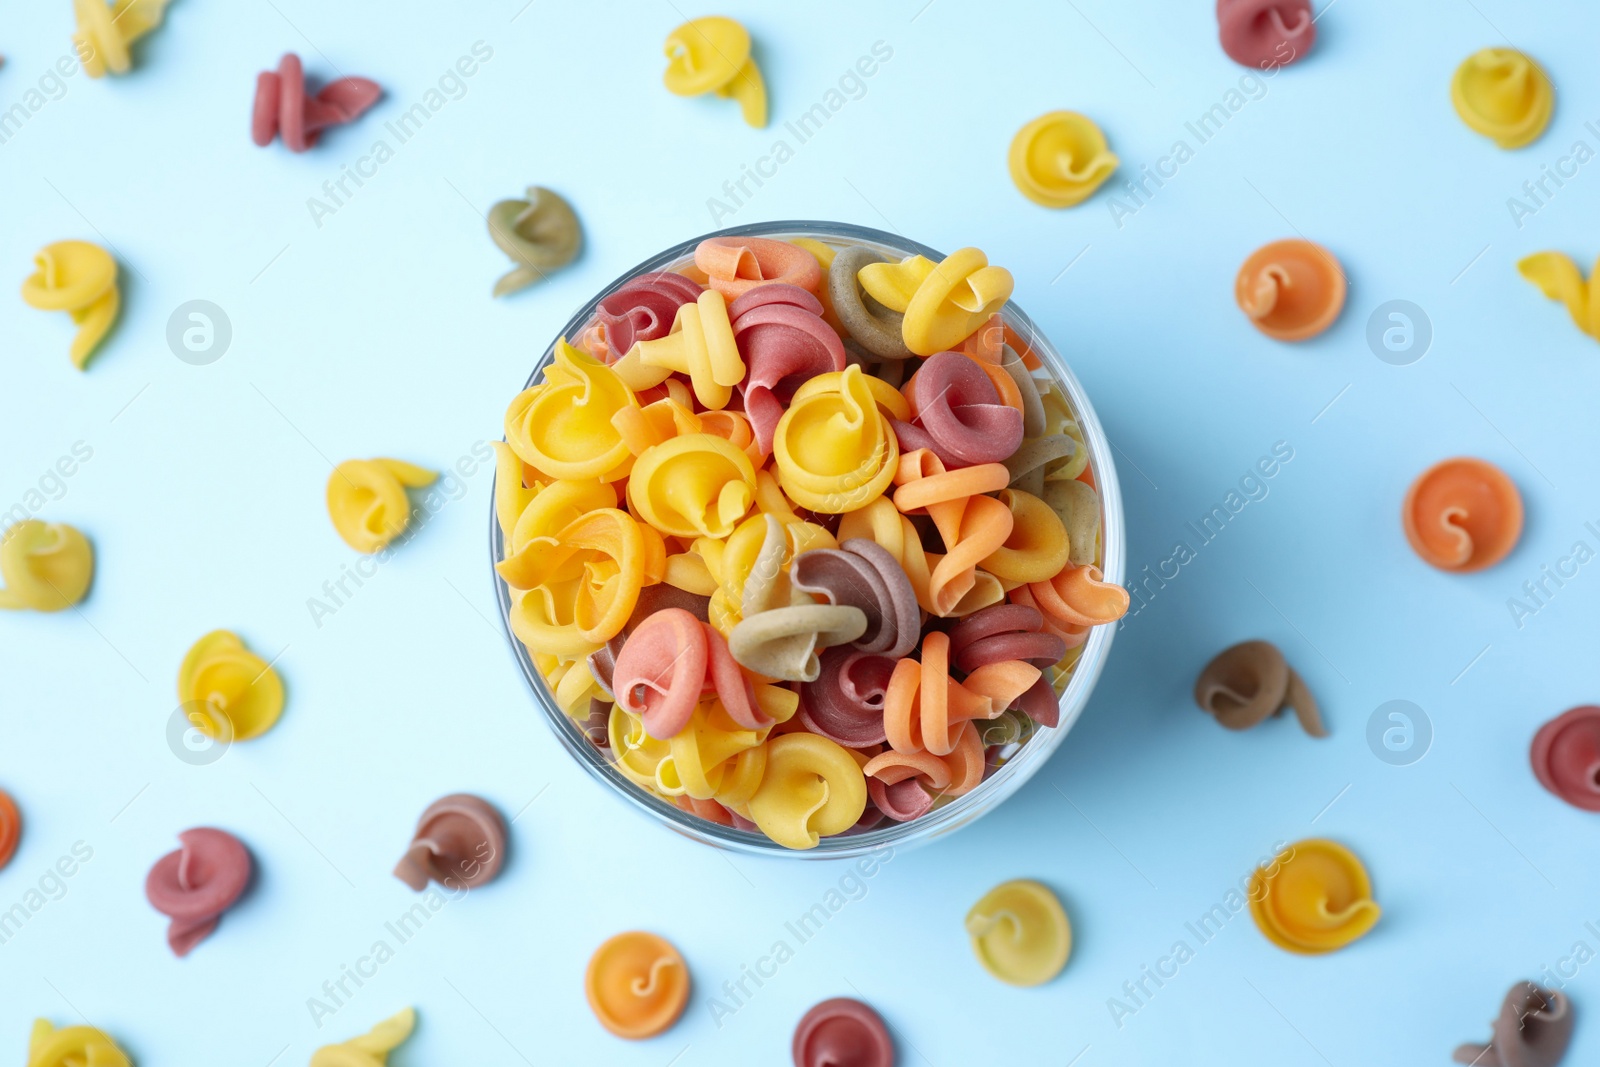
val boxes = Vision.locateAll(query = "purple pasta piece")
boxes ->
[1015,676,1060,728]
[869,776,934,822]
[947,604,1065,671]
[628,582,712,627]
[792,540,920,659]
[586,271,702,361]
[905,350,1024,467]
[799,647,896,747]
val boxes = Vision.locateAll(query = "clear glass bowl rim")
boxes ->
[489,219,1125,859]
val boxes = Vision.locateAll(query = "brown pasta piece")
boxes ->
[1042,478,1099,567]
[1453,982,1573,1067]
[1194,640,1325,737]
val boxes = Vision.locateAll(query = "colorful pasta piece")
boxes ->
[895,351,1024,468]
[695,237,821,298]
[747,733,867,849]
[506,340,638,480]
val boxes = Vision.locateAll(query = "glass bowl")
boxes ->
[490,220,1125,859]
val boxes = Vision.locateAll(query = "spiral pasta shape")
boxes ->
[0,520,93,612]
[891,450,1011,618]
[861,248,1014,356]
[26,1019,131,1067]
[658,699,768,800]
[694,236,821,298]
[486,186,582,297]
[980,489,1070,583]
[1518,252,1600,343]
[502,509,654,655]
[178,630,285,742]
[663,16,767,127]
[506,340,637,480]
[728,516,867,682]
[626,290,745,409]
[732,283,847,455]
[20,240,120,369]
[747,732,868,849]
[1025,564,1130,629]
[626,434,756,539]
[582,271,703,361]
[774,365,899,513]
[326,458,437,553]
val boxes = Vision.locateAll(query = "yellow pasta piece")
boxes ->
[629,291,745,410]
[491,441,541,540]
[626,433,757,539]
[507,478,618,557]
[310,1007,416,1067]
[663,16,767,128]
[658,700,766,800]
[177,630,285,742]
[1518,251,1600,342]
[609,705,672,793]
[27,1019,131,1067]
[773,365,899,513]
[747,733,867,849]
[858,254,936,313]
[20,240,120,369]
[542,655,605,718]
[326,458,438,554]
[966,879,1072,986]
[980,489,1070,583]
[506,340,638,480]
[73,0,172,77]
[0,520,93,612]
[901,248,1015,356]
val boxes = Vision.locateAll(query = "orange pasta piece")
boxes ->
[943,722,987,796]
[861,749,953,792]
[1028,564,1129,629]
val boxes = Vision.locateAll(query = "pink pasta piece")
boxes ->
[731,284,846,455]
[612,608,709,739]
[251,53,381,153]
[705,623,772,731]
[898,351,1024,468]
[869,775,934,822]
[582,271,703,361]
[800,647,897,747]
[946,603,1066,671]
[144,828,253,957]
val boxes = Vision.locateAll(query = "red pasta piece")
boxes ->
[868,776,934,822]
[1015,676,1061,728]
[897,351,1024,468]
[612,608,708,738]
[730,284,846,454]
[144,828,253,957]
[611,607,774,738]
[251,53,381,153]
[800,647,896,747]
[947,603,1067,672]
[582,271,703,361]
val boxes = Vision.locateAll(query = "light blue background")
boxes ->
[2,0,1598,1063]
